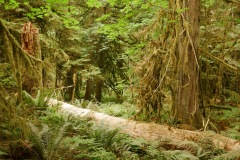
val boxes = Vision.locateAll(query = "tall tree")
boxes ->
[175,0,201,127]
[136,0,202,128]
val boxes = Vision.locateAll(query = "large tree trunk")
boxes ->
[175,0,202,128]
[47,99,240,151]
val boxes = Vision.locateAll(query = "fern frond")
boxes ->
[223,89,240,103]
[177,140,202,156]
[51,122,71,156]
[199,137,216,151]
[161,150,198,160]
[23,91,34,103]
[104,129,119,149]
[27,122,48,159]
[23,90,46,107]
[27,122,70,160]
[210,149,240,160]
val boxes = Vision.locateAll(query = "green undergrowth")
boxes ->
[27,107,240,159]
[73,99,138,119]
[1,101,240,160]
[211,106,240,140]
[0,90,239,160]
[71,98,240,141]
[18,107,238,160]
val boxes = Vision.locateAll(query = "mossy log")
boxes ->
[48,99,240,151]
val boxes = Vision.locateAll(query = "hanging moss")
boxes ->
[0,19,43,102]
[135,5,178,122]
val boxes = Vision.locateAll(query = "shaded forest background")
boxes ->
[0,0,240,159]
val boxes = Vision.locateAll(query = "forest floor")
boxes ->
[1,99,240,160]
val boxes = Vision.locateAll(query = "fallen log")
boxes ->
[47,99,240,151]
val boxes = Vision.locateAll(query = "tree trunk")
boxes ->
[47,99,240,151]
[66,68,74,101]
[84,78,93,100]
[175,0,201,128]
[95,78,102,102]
[21,22,43,94]
[65,67,78,102]
[75,74,81,99]
[33,27,43,90]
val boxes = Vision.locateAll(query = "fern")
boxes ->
[0,150,9,159]
[223,89,240,103]
[177,140,202,156]
[90,125,119,149]
[81,148,116,160]
[222,126,240,140]
[199,137,216,151]
[23,90,47,108]
[0,123,14,138]
[27,122,48,159]
[198,137,225,159]
[161,150,198,160]
[63,136,113,160]
[27,122,70,160]
[210,149,240,160]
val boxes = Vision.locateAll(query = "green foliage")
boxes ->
[27,122,70,160]
[40,108,65,127]
[202,0,216,8]
[45,0,69,5]
[0,123,14,140]
[86,0,103,8]
[0,63,16,90]
[224,89,240,103]
[22,90,47,108]
[100,102,137,118]
[94,0,158,40]
[75,100,137,118]
[26,5,52,19]
[210,149,240,160]
[177,140,202,156]
[0,150,8,158]
[4,0,19,10]
[65,136,116,160]
[215,107,240,140]
[90,126,119,149]
[1,0,240,159]
[161,150,199,160]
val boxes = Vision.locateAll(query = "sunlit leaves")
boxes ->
[106,0,118,6]
[86,0,103,8]
[4,0,19,10]
[96,14,112,22]
[62,17,79,29]
[23,0,79,29]
[94,0,159,40]
[26,5,52,19]
[202,0,216,8]
[45,0,69,5]
[159,0,168,8]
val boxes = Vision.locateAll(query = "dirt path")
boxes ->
[48,99,240,151]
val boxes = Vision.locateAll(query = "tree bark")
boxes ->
[175,0,202,128]
[47,99,240,151]
[95,78,102,102]
[84,78,93,100]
